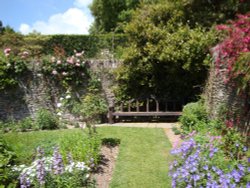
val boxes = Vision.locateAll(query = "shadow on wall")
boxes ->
[0,86,30,121]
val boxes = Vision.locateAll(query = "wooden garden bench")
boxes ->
[108,98,183,123]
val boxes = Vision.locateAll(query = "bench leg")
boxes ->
[108,107,115,124]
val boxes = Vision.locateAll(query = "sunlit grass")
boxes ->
[3,127,172,188]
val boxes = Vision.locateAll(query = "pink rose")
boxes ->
[67,57,74,64]
[4,48,11,54]
[52,70,58,75]
[4,48,11,56]
[23,51,29,56]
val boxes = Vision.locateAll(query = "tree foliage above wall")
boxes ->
[89,0,160,34]
[114,0,250,101]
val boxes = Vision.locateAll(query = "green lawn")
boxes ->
[3,127,172,188]
[97,127,172,188]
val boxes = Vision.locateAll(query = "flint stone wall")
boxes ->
[0,60,119,121]
[204,62,249,136]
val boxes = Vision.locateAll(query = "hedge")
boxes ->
[31,34,127,58]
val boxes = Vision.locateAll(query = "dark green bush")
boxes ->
[179,101,208,132]
[35,109,59,130]
[102,138,121,147]
[0,137,18,187]
[19,117,33,131]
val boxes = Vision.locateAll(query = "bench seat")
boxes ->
[113,111,182,116]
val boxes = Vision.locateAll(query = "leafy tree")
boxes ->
[114,1,217,101]
[90,0,127,33]
[181,0,250,28]
[0,26,24,52]
[0,20,4,34]
[114,0,250,101]
[89,0,159,33]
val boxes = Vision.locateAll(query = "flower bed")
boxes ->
[169,132,249,187]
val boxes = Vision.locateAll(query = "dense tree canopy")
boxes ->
[89,0,159,33]
[114,0,250,101]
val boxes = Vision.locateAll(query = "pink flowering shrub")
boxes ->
[213,13,250,130]
[214,13,250,85]
[0,48,29,90]
[41,50,88,88]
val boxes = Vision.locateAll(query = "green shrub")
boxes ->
[220,126,247,160]
[0,137,18,187]
[42,34,127,58]
[73,93,108,124]
[0,120,17,133]
[179,101,208,132]
[35,109,59,130]
[0,48,29,90]
[19,117,33,132]
[102,138,121,147]
[59,131,101,168]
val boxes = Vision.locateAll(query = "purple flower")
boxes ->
[229,183,237,188]
[20,173,31,188]
[215,169,223,176]
[243,146,247,152]
[192,174,200,181]
[231,169,241,182]
[52,146,64,175]
[209,147,218,158]
[237,164,245,172]
[36,147,44,159]
[36,159,46,185]
[172,180,176,188]
[203,165,209,171]
[246,182,250,188]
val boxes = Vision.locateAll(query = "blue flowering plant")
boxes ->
[13,146,92,188]
[169,132,249,188]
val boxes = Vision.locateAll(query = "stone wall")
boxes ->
[0,60,119,121]
[204,62,249,136]
[0,68,60,120]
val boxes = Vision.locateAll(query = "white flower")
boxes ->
[51,56,56,62]
[62,72,68,76]
[57,112,62,116]
[75,162,88,171]
[52,70,58,75]
[57,103,62,108]
[65,164,74,173]
[66,95,71,99]
[60,97,64,101]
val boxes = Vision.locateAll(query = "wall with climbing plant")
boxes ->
[205,13,250,136]
[0,46,114,123]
